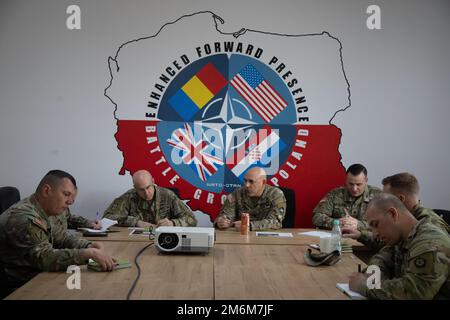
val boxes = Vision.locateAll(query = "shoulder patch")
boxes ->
[32,217,47,230]
[227,194,235,203]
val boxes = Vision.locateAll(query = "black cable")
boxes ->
[126,242,154,300]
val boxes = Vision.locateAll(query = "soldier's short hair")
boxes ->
[367,193,409,215]
[346,163,367,177]
[36,170,77,192]
[382,172,419,195]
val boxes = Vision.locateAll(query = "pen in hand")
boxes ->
[96,211,100,223]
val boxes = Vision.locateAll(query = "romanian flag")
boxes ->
[169,63,227,121]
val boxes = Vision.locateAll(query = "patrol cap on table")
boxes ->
[303,248,342,267]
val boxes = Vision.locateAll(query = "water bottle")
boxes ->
[331,219,342,254]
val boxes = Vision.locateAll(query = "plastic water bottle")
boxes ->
[331,219,342,254]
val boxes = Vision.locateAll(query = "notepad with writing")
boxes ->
[87,259,132,272]
[336,283,367,300]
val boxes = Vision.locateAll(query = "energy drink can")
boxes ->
[241,213,249,235]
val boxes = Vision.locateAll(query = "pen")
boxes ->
[358,264,362,273]
[96,211,100,222]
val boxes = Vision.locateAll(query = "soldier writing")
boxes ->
[312,163,381,231]
[102,170,197,228]
[349,193,450,299]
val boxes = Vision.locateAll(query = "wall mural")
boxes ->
[105,11,348,227]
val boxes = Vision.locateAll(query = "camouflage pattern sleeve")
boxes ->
[52,212,92,249]
[215,192,239,226]
[169,193,197,227]
[250,188,286,231]
[357,229,385,251]
[365,248,449,299]
[67,214,91,229]
[6,217,87,272]
[312,192,335,229]
[102,192,138,227]
[367,245,395,280]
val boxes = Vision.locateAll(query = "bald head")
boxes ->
[132,170,155,201]
[364,193,417,245]
[243,167,267,197]
[246,167,267,180]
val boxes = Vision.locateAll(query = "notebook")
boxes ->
[87,259,132,272]
[336,283,367,300]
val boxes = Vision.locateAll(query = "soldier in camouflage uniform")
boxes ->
[0,170,115,297]
[349,193,450,299]
[344,172,449,250]
[102,170,196,227]
[312,163,381,231]
[215,167,286,231]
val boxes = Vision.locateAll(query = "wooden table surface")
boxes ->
[81,227,362,247]
[5,240,364,300]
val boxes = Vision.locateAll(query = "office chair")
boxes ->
[279,187,296,228]
[0,186,20,214]
[166,187,180,197]
[433,209,450,225]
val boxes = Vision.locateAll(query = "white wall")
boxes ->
[1,0,449,223]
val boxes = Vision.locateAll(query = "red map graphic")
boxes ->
[116,120,345,227]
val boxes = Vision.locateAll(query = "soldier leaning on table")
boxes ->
[343,172,450,251]
[102,169,197,228]
[0,170,115,298]
[214,167,286,231]
[348,193,450,300]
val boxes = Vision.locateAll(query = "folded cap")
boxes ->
[303,248,342,267]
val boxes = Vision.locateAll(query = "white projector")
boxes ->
[154,226,215,253]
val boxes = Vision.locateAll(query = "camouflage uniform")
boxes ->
[102,186,197,227]
[359,205,450,250]
[0,195,92,287]
[215,185,286,231]
[51,210,92,230]
[365,219,450,299]
[312,185,381,230]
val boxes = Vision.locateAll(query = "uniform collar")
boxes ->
[343,185,370,202]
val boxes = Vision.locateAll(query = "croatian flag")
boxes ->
[230,64,288,123]
[226,126,286,180]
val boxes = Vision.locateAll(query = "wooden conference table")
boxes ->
[5,228,366,300]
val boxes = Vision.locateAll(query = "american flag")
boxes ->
[230,64,288,123]
[167,123,223,182]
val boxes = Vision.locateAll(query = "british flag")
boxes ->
[167,123,224,182]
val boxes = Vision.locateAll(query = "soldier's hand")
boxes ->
[340,215,358,230]
[91,220,102,230]
[342,227,361,239]
[234,220,241,232]
[216,217,232,229]
[157,218,174,227]
[90,248,116,271]
[136,220,154,228]
[349,272,368,295]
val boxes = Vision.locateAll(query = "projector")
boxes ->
[154,226,215,254]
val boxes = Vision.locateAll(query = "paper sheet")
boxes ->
[79,218,117,233]
[298,230,331,238]
[256,232,293,237]
[336,283,367,300]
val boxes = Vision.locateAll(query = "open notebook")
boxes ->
[336,283,367,300]
[78,218,117,233]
